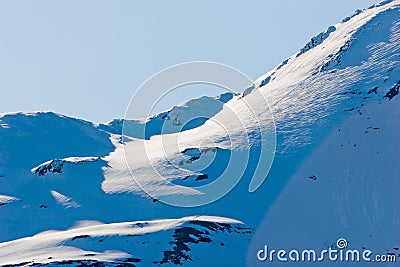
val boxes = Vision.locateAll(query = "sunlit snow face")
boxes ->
[122,62,277,207]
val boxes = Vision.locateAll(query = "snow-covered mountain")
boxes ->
[1,0,400,266]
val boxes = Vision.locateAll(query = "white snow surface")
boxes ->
[0,1,399,266]
[0,195,20,205]
[0,216,244,266]
[50,190,81,209]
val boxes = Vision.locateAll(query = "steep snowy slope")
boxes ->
[0,0,399,266]
[109,0,400,211]
[110,0,400,265]
[246,1,400,266]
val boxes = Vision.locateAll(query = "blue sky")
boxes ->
[0,0,378,122]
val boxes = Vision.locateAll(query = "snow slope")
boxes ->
[1,0,400,266]
[0,216,251,267]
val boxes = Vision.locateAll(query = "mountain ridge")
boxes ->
[1,1,399,266]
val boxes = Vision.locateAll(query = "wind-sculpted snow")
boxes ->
[0,1,399,266]
[112,0,400,207]
[252,0,400,152]
[50,190,81,209]
[0,216,250,267]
